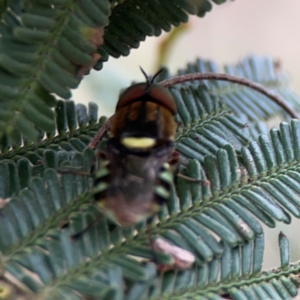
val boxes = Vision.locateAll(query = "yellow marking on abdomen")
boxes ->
[121,137,156,149]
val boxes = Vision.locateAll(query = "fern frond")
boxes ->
[171,84,249,162]
[3,119,300,297]
[0,101,105,159]
[173,56,300,124]
[0,1,110,141]
[127,233,300,300]
[0,148,95,254]
[162,119,300,260]
[95,0,230,69]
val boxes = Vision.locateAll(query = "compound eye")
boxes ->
[149,83,177,115]
[115,82,177,115]
[116,83,147,111]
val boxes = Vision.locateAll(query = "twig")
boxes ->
[88,72,298,150]
[159,72,299,119]
[88,116,113,149]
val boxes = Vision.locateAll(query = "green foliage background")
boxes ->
[0,1,300,299]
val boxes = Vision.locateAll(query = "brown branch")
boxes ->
[88,116,113,149]
[159,72,299,119]
[88,72,298,150]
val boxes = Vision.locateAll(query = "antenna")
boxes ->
[139,67,165,94]
[140,66,150,84]
[151,67,165,83]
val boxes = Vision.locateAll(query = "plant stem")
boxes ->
[88,116,113,149]
[160,72,298,119]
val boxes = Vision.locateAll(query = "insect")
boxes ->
[67,68,198,238]
[93,68,178,227]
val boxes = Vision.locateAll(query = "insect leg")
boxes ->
[58,169,91,176]
[177,173,203,183]
[70,214,103,240]
[146,217,160,264]
[169,151,206,184]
